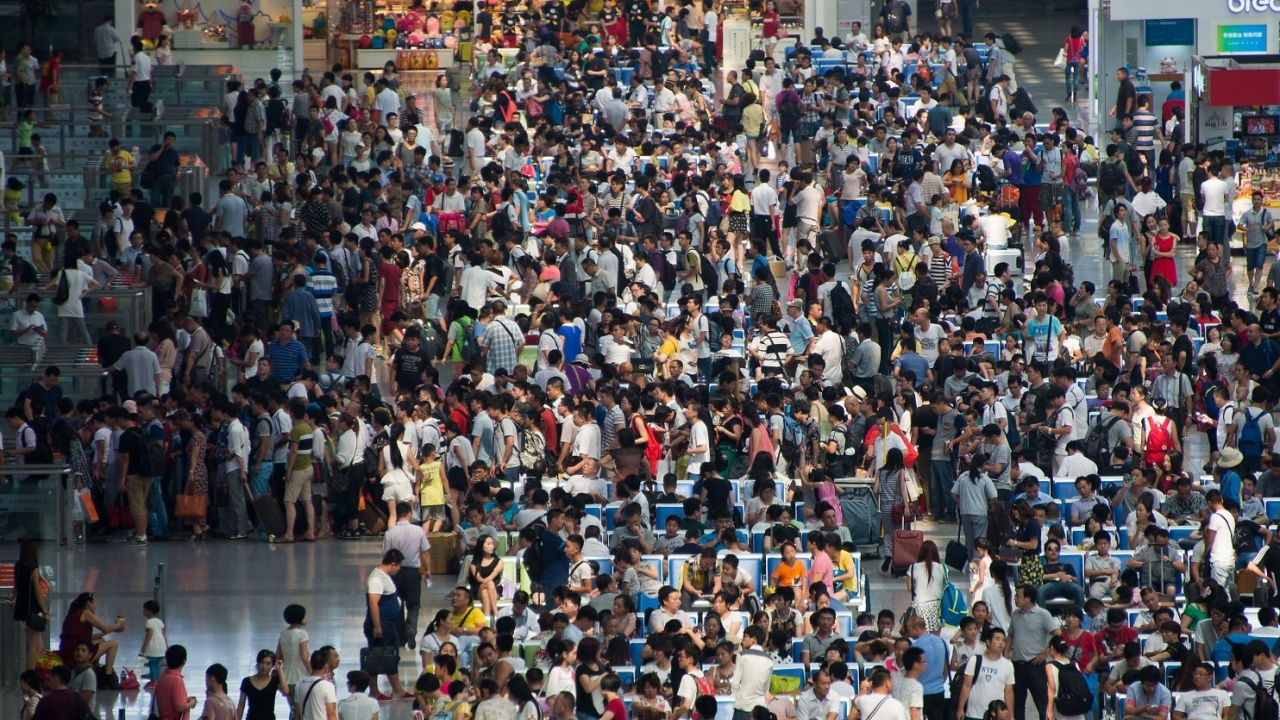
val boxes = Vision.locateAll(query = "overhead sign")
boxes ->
[1146,18,1195,45]
[1217,22,1268,52]
[1228,0,1280,12]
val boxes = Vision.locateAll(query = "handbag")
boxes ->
[1053,48,1067,68]
[360,646,400,676]
[24,578,45,632]
[174,491,207,520]
[998,544,1025,563]
[189,287,209,317]
[902,467,922,503]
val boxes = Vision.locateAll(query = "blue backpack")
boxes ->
[700,191,722,230]
[1241,408,1265,456]
[780,413,804,462]
[940,568,970,627]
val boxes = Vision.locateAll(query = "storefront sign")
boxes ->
[1199,104,1234,147]
[1146,19,1195,45]
[1228,0,1280,12]
[1216,22,1268,52]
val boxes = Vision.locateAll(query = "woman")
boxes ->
[142,245,185,322]
[418,610,454,673]
[872,268,901,375]
[378,422,417,525]
[1006,500,1044,586]
[621,393,659,480]
[195,250,233,343]
[711,395,743,479]
[509,676,541,720]
[1149,215,1178,288]
[19,671,40,720]
[58,592,124,683]
[332,412,364,539]
[1045,637,1089,720]
[1125,498,1162,551]
[943,159,970,204]
[14,541,47,671]
[952,453,997,557]
[364,549,409,700]
[1063,27,1086,102]
[873,447,906,573]
[576,637,607,720]
[356,242,378,333]
[150,321,178,395]
[724,175,750,268]
[202,664,238,720]
[469,535,504,620]
[177,410,210,541]
[236,650,288,720]
[741,94,766,175]
[907,540,946,633]
[980,559,1014,632]
[1137,213,1159,288]
[710,642,735,695]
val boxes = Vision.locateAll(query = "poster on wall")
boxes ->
[1199,104,1233,148]
[1145,19,1194,46]
[1216,23,1267,54]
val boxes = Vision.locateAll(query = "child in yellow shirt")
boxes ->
[418,444,446,532]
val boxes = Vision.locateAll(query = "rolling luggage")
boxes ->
[252,494,287,538]
[892,515,923,573]
[819,230,845,262]
[986,248,1025,277]
[1010,87,1037,117]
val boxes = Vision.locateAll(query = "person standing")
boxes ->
[1111,67,1135,120]
[154,646,200,720]
[293,649,338,720]
[382,502,431,648]
[146,132,181,209]
[94,16,123,77]
[1200,162,1234,248]
[1009,584,1060,720]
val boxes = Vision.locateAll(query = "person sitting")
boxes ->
[1038,539,1087,607]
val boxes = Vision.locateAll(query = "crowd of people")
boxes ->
[6,1,1280,720]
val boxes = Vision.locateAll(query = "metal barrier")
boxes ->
[0,115,221,172]
[0,465,75,549]
[153,563,165,625]
[0,288,151,346]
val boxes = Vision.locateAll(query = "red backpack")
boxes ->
[1142,416,1173,466]
[692,673,716,697]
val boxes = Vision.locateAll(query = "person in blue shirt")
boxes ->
[893,337,931,387]
[539,509,570,590]
[1210,614,1254,662]
[907,615,949,704]
[1021,132,1045,229]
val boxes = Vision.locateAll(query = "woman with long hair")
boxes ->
[235,650,288,720]
[418,610,454,672]
[202,663,238,720]
[333,412,364,539]
[873,267,901,375]
[149,320,178,395]
[873,447,906,573]
[468,535,504,620]
[14,541,47,671]
[944,159,970,204]
[1063,27,1086,102]
[378,422,417,525]
[176,410,210,541]
[509,675,541,720]
[195,249,232,343]
[725,174,751,267]
[743,409,775,473]
[1007,499,1044,586]
[907,540,946,633]
[58,592,124,684]
[544,638,578,700]
[981,559,1014,631]
[1150,215,1178,288]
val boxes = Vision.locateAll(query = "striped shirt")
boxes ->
[1131,109,1158,152]
[928,253,951,288]
[308,269,337,319]
[268,338,310,382]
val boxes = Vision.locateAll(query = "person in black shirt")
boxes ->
[98,322,133,402]
[129,189,155,243]
[180,191,212,241]
[1169,315,1197,376]
[391,329,431,394]
[145,131,181,209]
[626,0,647,45]
[1260,287,1280,340]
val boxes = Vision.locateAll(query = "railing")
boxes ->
[0,153,210,216]
[0,287,151,346]
[0,465,75,549]
[0,115,221,172]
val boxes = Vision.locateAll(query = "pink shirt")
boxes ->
[808,550,835,593]
[155,668,189,720]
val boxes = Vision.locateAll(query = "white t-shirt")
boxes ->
[688,420,711,475]
[272,409,293,464]
[908,562,945,603]
[55,268,93,318]
[1201,177,1229,217]
[914,324,946,364]
[294,678,337,720]
[11,309,46,345]
[366,567,396,596]
[460,266,498,310]
[143,617,166,657]
[963,654,1014,718]
[703,10,718,35]
[853,693,907,720]
[1174,689,1232,720]
[573,423,601,460]
[677,670,704,709]
[466,128,488,161]
[1207,509,1236,566]
[337,695,380,720]
[131,51,153,82]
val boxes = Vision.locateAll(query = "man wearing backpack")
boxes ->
[1230,386,1276,478]
[1009,584,1059,720]
[113,399,165,545]
[1232,639,1278,720]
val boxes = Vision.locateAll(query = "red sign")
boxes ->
[1209,68,1280,106]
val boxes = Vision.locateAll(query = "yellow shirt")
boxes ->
[419,461,445,505]
[107,150,134,184]
[742,103,766,138]
[730,190,751,213]
[451,606,487,632]
[836,550,857,593]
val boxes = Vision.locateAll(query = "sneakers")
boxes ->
[129,534,148,545]
[374,694,393,702]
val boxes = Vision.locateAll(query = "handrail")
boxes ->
[0,465,74,549]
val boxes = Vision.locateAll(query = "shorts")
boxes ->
[382,482,414,503]
[283,468,312,503]
[780,125,798,143]
[426,294,445,321]
[1247,243,1268,271]
[126,474,152,526]
[421,504,447,522]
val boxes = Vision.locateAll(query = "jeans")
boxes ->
[960,514,988,557]
[959,0,975,38]
[217,466,251,536]
[146,478,169,538]
[1065,62,1080,97]
[930,459,956,518]
[1013,660,1050,720]
[1062,188,1081,233]
[703,41,717,71]
[1205,215,1228,246]
[150,175,176,209]
[874,317,894,374]
[1039,580,1087,607]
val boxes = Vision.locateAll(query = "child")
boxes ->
[140,600,166,690]
[217,115,234,173]
[12,110,37,173]
[418,443,446,532]
[88,78,110,138]
[769,542,807,594]
[968,537,993,603]
[275,604,310,693]
[4,177,22,225]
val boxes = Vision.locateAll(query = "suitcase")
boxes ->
[426,531,463,575]
[358,492,388,534]
[819,230,846,262]
[1010,87,1037,117]
[985,248,1024,277]
[252,494,288,538]
[892,526,924,572]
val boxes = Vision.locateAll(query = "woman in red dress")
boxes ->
[1150,215,1179,288]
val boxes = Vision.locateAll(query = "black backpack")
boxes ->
[1053,661,1094,716]
[1239,675,1280,720]
[125,426,165,477]
[1084,415,1119,461]
[446,129,465,157]
[649,47,669,79]
[1001,33,1023,55]
[829,282,855,334]
[699,252,720,296]
[1099,160,1126,197]
[491,203,515,240]
[976,164,998,192]
[14,257,37,284]
[779,94,803,128]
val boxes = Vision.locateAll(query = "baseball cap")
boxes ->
[432,173,446,183]
[410,222,427,232]
[122,400,138,414]
[787,299,804,309]
[573,353,591,364]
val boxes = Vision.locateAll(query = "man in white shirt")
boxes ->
[912,308,946,364]
[40,264,99,344]
[373,79,400,127]
[751,171,779,255]
[465,117,487,176]
[294,651,338,720]
[853,668,908,720]
[792,172,824,248]
[1201,162,1235,248]
[10,293,46,346]
[685,402,711,477]
[1204,489,1237,589]
[954,628,1015,720]
[811,317,844,385]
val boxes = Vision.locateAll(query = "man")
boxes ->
[1112,67,1136,119]
[1231,639,1277,720]
[282,399,315,543]
[680,548,722,609]
[383,500,430,647]
[892,648,926,720]
[731,627,774,720]
[906,615,947,720]
[1125,665,1173,720]
[1039,539,1087,607]
[955,627,1015,720]
[294,649,339,720]
[1202,162,1236,248]
[102,331,162,400]
[481,300,524,376]
[116,400,162,545]
[153,646,199,720]
[33,665,94,720]
[213,401,251,540]
[67,641,97,708]
[181,315,217,386]
[650,586,694,630]
[1204,489,1237,589]
[797,669,839,720]
[1172,661,1234,720]
[268,321,312,384]
[801,608,838,673]
[1009,584,1060,720]
[39,260,99,345]
[854,668,907,720]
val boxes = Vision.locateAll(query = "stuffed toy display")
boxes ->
[136,1,174,47]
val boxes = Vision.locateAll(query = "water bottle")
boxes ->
[132,146,140,163]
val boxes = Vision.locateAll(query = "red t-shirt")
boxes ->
[378,261,402,304]
[1062,630,1100,671]
[604,697,627,720]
